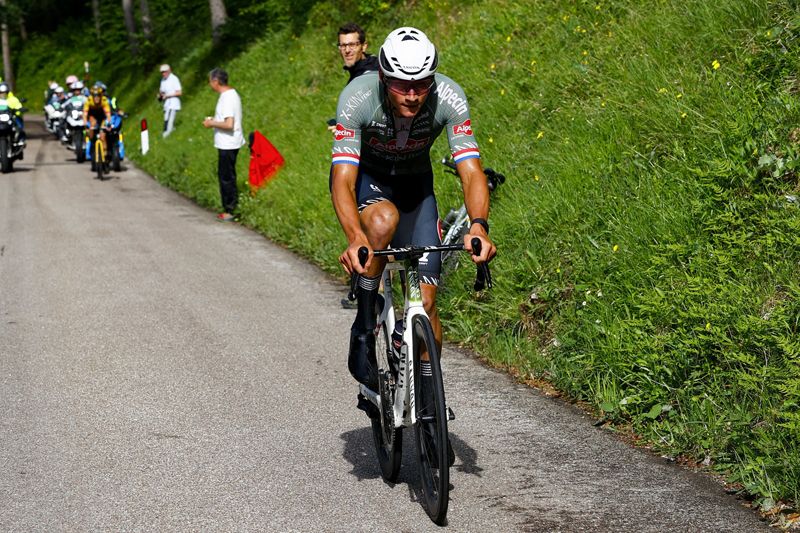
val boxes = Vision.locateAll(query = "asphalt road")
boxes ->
[0,120,770,531]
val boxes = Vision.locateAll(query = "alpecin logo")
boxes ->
[334,124,356,141]
[453,119,472,137]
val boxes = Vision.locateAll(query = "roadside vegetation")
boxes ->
[13,0,800,518]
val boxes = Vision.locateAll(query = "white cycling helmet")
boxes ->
[0,82,9,93]
[66,75,78,85]
[70,81,84,90]
[378,27,438,81]
[49,81,58,90]
[55,86,64,93]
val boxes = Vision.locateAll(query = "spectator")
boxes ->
[202,68,245,222]
[329,22,379,135]
[158,64,182,137]
[338,22,379,85]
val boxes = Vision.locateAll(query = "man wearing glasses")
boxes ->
[329,27,496,407]
[337,22,379,85]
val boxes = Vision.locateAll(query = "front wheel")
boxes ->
[0,137,11,173]
[371,320,402,482]
[412,314,449,525]
[94,138,105,180]
[111,140,121,172]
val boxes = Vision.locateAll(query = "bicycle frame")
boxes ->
[358,244,462,428]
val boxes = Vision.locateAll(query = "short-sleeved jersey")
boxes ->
[83,96,111,118]
[331,72,480,177]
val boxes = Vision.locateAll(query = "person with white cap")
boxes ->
[158,64,182,137]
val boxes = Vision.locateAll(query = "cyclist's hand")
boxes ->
[464,232,496,263]
[340,238,372,275]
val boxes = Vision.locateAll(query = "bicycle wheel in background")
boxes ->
[412,314,449,525]
[371,318,403,481]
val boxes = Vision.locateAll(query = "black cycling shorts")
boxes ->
[355,169,442,286]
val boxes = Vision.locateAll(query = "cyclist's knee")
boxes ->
[361,202,399,243]
[421,284,438,316]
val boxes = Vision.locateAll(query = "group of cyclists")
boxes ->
[43,74,124,171]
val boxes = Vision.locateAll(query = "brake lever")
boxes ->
[471,237,493,291]
[347,247,370,301]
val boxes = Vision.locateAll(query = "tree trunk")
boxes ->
[122,0,138,56]
[0,0,13,89]
[92,0,100,38]
[208,0,227,46]
[18,16,26,41]
[139,0,151,40]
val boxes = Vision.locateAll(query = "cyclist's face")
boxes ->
[385,77,433,118]
[338,32,366,67]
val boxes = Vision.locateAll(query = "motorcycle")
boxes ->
[62,100,86,163]
[44,100,66,137]
[0,100,26,173]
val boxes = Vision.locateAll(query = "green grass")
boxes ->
[15,0,800,512]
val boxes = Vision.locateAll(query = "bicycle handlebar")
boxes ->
[347,240,492,300]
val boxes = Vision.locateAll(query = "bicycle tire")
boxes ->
[412,314,449,525]
[95,139,104,180]
[371,320,403,481]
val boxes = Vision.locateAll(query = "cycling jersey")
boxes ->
[331,72,480,176]
[83,96,111,122]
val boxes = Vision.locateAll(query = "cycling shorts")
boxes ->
[355,170,442,286]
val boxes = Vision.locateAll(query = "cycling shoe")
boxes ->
[348,327,378,390]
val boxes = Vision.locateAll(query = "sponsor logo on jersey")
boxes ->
[453,119,472,137]
[436,81,469,116]
[368,137,430,153]
[334,124,356,141]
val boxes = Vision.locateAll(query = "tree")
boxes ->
[0,0,13,88]
[122,0,138,56]
[139,0,151,40]
[92,0,100,38]
[208,0,227,46]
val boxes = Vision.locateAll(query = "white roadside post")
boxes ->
[141,118,149,155]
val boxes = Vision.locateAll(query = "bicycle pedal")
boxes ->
[448,407,455,421]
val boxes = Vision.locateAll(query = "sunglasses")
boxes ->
[385,77,434,96]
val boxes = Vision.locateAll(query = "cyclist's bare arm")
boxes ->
[456,157,496,263]
[331,163,371,275]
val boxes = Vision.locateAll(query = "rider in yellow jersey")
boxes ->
[83,86,112,163]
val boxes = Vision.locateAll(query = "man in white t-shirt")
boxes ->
[158,64,182,137]
[202,68,245,222]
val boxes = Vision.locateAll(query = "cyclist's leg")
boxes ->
[394,189,443,352]
[349,172,400,389]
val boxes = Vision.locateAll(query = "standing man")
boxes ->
[338,22,379,85]
[158,64,182,137]
[329,22,379,135]
[202,68,245,222]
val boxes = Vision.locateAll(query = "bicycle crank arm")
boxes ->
[359,383,382,410]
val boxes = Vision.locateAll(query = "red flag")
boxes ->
[248,130,284,192]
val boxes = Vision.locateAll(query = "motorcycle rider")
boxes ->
[83,86,111,169]
[0,82,26,144]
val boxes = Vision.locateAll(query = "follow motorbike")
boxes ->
[62,100,86,163]
[0,100,26,173]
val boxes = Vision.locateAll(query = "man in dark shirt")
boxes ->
[338,22,379,85]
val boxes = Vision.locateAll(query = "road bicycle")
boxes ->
[439,157,505,267]
[349,239,491,525]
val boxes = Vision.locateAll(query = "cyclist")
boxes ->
[330,27,496,404]
[83,85,112,169]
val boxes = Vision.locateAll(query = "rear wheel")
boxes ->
[111,139,121,172]
[412,314,449,525]
[0,137,10,173]
[371,320,402,482]
[74,130,85,163]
